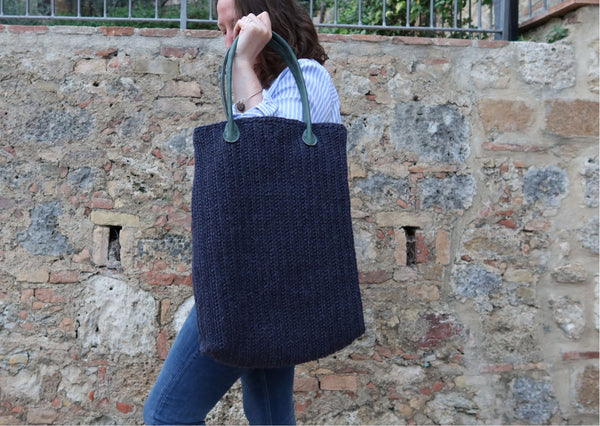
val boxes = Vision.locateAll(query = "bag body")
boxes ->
[191,33,365,368]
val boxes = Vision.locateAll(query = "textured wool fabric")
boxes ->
[192,116,365,368]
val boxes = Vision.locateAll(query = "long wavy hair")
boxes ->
[233,0,328,88]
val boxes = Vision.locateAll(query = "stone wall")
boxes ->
[0,6,598,425]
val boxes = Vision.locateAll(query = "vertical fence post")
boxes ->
[181,0,187,29]
[502,0,518,40]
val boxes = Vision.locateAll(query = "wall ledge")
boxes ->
[0,24,511,48]
[519,0,599,31]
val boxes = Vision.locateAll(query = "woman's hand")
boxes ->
[233,12,272,68]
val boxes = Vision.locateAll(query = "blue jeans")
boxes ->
[143,307,296,425]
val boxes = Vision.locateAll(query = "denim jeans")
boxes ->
[143,306,296,425]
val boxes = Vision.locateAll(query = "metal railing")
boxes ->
[0,0,518,39]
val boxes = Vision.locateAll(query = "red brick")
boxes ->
[173,274,193,286]
[160,47,197,58]
[320,375,358,392]
[157,329,169,360]
[88,391,95,402]
[562,351,599,361]
[100,26,135,36]
[116,402,134,414]
[90,198,114,209]
[350,353,371,361]
[498,218,517,229]
[424,58,449,65]
[358,270,391,284]
[49,270,79,284]
[95,48,117,58]
[419,313,460,349]
[35,288,54,302]
[8,25,48,34]
[294,376,319,392]
[545,100,599,137]
[294,399,312,412]
[415,233,429,263]
[435,230,450,265]
[139,28,179,37]
[0,25,5,33]
[318,33,348,43]
[432,381,445,392]
[420,387,431,395]
[371,351,383,362]
[152,148,163,159]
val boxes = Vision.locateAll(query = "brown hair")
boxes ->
[234,0,328,87]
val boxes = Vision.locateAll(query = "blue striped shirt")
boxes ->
[233,58,342,124]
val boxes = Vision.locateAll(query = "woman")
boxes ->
[143,0,341,424]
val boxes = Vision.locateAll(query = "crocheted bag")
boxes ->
[191,33,365,368]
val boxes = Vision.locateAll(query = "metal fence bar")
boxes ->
[0,0,508,37]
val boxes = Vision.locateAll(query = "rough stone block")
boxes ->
[551,263,588,283]
[583,156,599,207]
[575,366,599,413]
[421,175,476,211]
[8,25,48,34]
[523,165,568,206]
[99,26,135,36]
[16,269,49,283]
[160,47,197,58]
[390,103,470,163]
[517,42,575,89]
[160,81,202,98]
[77,275,155,356]
[26,408,58,425]
[504,268,534,283]
[294,376,319,393]
[92,226,110,266]
[395,229,407,266]
[552,296,585,339]
[17,201,72,256]
[133,58,179,75]
[478,99,534,133]
[545,100,599,137]
[139,28,179,37]
[452,264,502,298]
[512,377,559,424]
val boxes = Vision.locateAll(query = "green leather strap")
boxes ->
[221,32,318,146]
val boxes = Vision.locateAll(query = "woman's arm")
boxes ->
[234,59,342,124]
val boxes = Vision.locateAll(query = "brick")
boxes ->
[294,376,319,392]
[35,288,54,302]
[73,248,91,263]
[407,284,440,302]
[160,47,197,59]
[295,399,312,412]
[545,100,599,137]
[479,99,534,133]
[116,402,134,414]
[26,408,58,424]
[59,317,75,332]
[91,211,140,226]
[142,271,175,286]
[562,351,599,361]
[92,226,110,266]
[49,270,79,284]
[51,25,97,35]
[480,363,514,373]
[173,274,193,286]
[89,198,114,210]
[350,34,389,43]
[419,313,461,349]
[392,36,433,45]
[474,39,510,48]
[318,33,348,43]
[358,270,392,284]
[100,26,135,36]
[433,38,472,47]
[157,329,169,360]
[8,25,48,34]
[160,81,202,98]
[435,230,450,265]
[395,229,407,266]
[17,270,49,283]
[183,29,221,38]
[139,28,179,37]
[75,59,107,74]
[575,366,599,411]
[320,375,358,392]
[415,233,429,263]
[95,48,117,58]
[482,142,548,152]
[498,218,517,229]
[375,212,432,227]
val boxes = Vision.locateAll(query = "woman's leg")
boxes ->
[241,365,296,425]
[143,307,245,425]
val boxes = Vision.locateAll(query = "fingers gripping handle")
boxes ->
[221,32,318,146]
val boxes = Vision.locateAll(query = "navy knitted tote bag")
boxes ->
[191,33,365,368]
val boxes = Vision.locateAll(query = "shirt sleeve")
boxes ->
[233,59,342,124]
